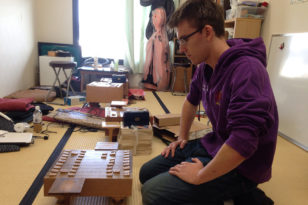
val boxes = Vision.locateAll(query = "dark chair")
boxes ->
[46,61,77,102]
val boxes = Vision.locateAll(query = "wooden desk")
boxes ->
[79,66,130,92]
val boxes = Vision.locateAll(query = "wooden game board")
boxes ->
[44,149,132,202]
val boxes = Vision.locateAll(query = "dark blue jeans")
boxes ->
[139,139,257,205]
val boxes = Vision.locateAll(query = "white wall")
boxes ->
[36,0,73,44]
[1,0,308,97]
[261,0,308,52]
[0,0,37,97]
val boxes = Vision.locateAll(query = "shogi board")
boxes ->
[44,149,132,198]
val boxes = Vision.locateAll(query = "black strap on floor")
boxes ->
[152,91,172,145]
[20,125,75,205]
[152,91,170,114]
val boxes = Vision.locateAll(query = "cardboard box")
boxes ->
[154,113,181,127]
[86,82,123,103]
[64,95,86,106]
[101,77,128,98]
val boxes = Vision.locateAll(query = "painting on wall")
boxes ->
[291,0,308,4]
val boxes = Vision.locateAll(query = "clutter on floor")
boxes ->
[5,89,56,102]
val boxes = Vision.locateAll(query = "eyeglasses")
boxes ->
[177,27,203,46]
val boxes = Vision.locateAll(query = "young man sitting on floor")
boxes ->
[139,0,278,204]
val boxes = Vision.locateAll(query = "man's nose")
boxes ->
[179,44,187,54]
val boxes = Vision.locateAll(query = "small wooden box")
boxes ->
[154,113,181,127]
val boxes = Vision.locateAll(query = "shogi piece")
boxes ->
[111,101,128,108]
[118,125,153,155]
[86,82,123,103]
[44,150,132,201]
[95,142,119,151]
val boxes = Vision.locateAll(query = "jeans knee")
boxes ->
[139,163,150,184]
[141,180,160,205]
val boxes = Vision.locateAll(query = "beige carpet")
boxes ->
[0,91,307,205]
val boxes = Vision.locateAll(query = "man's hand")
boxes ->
[169,158,204,185]
[161,139,187,158]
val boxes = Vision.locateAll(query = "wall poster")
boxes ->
[291,0,308,4]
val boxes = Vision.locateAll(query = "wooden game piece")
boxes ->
[49,172,57,177]
[101,155,107,159]
[123,171,130,177]
[74,160,81,164]
[53,166,61,170]
[123,166,130,170]
[60,169,69,173]
[110,151,116,157]
[72,166,79,170]
[70,169,77,173]
[106,173,113,177]
[95,142,119,151]
[51,169,59,173]
[71,151,79,156]
[56,162,64,166]
[111,100,128,107]
[113,168,120,173]
[68,173,75,177]
[109,158,115,162]
[80,150,86,153]
[59,159,66,163]
[106,169,112,173]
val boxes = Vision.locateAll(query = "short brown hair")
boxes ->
[168,0,225,37]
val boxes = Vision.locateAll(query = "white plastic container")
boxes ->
[236,6,266,19]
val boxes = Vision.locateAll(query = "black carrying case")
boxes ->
[123,110,150,127]
[112,74,126,83]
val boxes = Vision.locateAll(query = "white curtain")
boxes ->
[79,0,150,73]
[124,1,150,73]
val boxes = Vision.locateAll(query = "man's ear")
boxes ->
[202,25,214,40]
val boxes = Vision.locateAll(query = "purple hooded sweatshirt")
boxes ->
[187,38,278,184]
